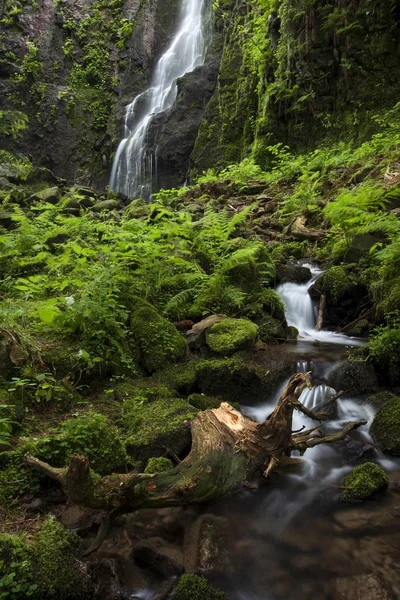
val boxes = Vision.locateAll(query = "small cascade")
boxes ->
[276,265,363,345]
[109,0,209,200]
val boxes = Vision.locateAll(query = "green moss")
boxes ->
[370,397,400,455]
[125,398,197,460]
[187,393,222,411]
[243,288,286,322]
[35,412,127,475]
[207,318,259,355]
[366,391,399,409]
[319,266,352,304]
[131,303,187,373]
[113,379,174,403]
[33,518,91,599]
[258,316,287,343]
[144,456,173,474]
[341,462,389,501]
[0,518,90,599]
[367,327,400,385]
[172,574,227,600]
[156,361,198,394]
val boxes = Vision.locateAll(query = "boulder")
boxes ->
[184,514,233,575]
[132,537,184,577]
[328,360,379,396]
[332,438,376,465]
[29,186,62,204]
[186,315,225,349]
[92,199,119,212]
[340,462,389,502]
[370,397,400,455]
[275,264,312,285]
[124,397,197,461]
[333,573,394,600]
[366,391,399,409]
[207,318,259,355]
[61,505,98,532]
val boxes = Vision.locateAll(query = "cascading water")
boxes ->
[109,0,209,200]
[276,265,363,345]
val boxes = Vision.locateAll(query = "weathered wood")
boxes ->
[25,373,366,513]
[292,216,325,241]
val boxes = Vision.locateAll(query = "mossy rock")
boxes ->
[144,456,173,474]
[243,288,286,322]
[366,391,399,409]
[131,301,187,373]
[207,318,258,355]
[113,379,175,403]
[318,266,353,305]
[370,397,400,455]
[258,316,287,343]
[35,412,127,476]
[341,462,389,501]
[171,574,228,600]
[125,398,197,460]
[156,361,198,394]
[328,359,379,396]
[187,393,222,411]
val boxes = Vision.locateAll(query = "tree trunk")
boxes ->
[25,373,365,512]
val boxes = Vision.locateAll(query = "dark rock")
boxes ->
[276,264,312,285]
[25,497,47,514]
[344,234,383,264]
[133,537,184,577]
[61,505,99,532]
[45,233,70,251]
[333,573,394,600]
[332,438,376,465]
[29,186,62,204]
[183,514,233,575]
[328,360,379,396]
[25,167,64,186]
[89,557,132,600]
[92,199,119,212]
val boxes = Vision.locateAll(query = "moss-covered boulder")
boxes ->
[258,316,288,343]
[366,391,399,409]
[187,393,222,410]
[144,456,173,474]
[125,398,197,460]
[244,288,286,322]
[131,301,187,373]
[276,264,312,284]
[35,412,127,476]
[341,463,389,501]
[370,397,400,455]
[328,360,379,396]
[171,574,228,600]
[207,318,258,355]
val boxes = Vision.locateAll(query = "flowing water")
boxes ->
[109,0,209,200]
[126,266,400,599]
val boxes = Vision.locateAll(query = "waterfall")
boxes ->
[109,0,209,200]
[276,265,364,345]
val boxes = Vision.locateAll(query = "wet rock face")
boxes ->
[146,59,220,192]
[328,360,379,397]
[333,573,394,600]
[275,264,312,285]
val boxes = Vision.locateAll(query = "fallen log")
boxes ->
[24,373,366,513]
[291,216,325,241]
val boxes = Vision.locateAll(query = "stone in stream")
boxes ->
[333,573,394,600]
[275,264,312,285]
[132,537,184,577]
[183,514,233,575]
[340,462,389,502]
[328,360,379,396]
[370,396,400,455]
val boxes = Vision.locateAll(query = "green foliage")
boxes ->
[0,534,36,599]
[0,112,28,139]
[207,318,259,355]
[319,266,351,304]
[172,574,227,600]
[144,456,173,474]
[341,462,389,501]
[0,518,90,600]
[370,396,400,455]
[33,518,90,599]
[187,393,221,410]
[36,412,127,475]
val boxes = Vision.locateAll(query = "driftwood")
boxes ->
[292,216,325,241]
[25,373,365,513]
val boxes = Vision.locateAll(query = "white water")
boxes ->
[109,0,209,199]
[276,265,364,346]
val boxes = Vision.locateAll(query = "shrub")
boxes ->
[144,456,173,474]
[171,574,227,600]
[35,412,127,475]
[0,534,36,599]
